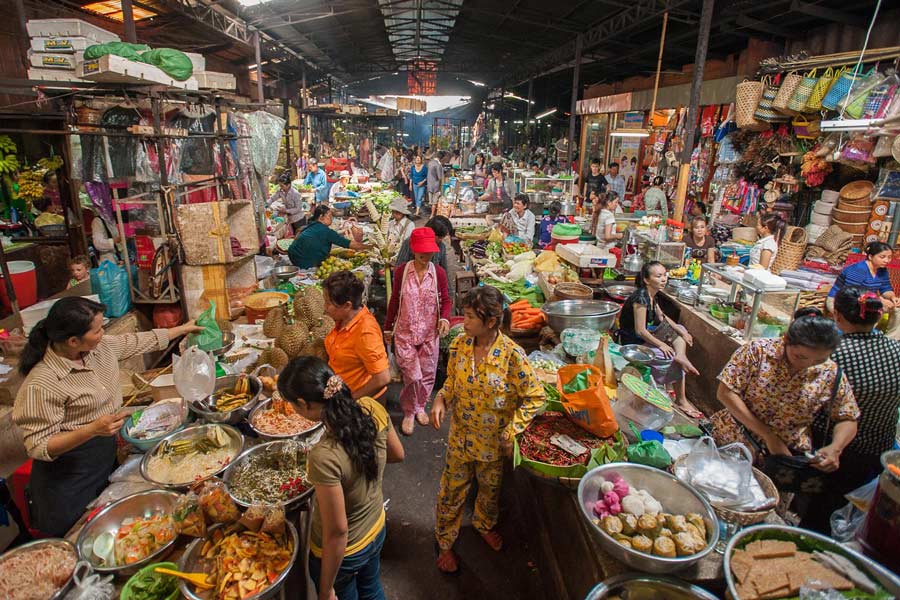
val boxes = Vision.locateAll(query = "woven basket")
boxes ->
[806,67,838,111]
[456,230,489,241]
[822,66,867,110]
[735,79,767,130]
[787,68,818,113]
[770,226,807,274]
[754,76,790,123]
[773,71,802,115]
[832,218,869,235]
[673,457,779,527]
[837,197,872,211]
[519,462,583,490]
[839,180,875,201]
[244,291,290,322]
[554,282,594,301]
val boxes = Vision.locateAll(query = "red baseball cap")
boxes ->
[409,227,440,254]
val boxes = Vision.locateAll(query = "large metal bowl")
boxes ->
[724,524,900,599]
[0,538,78,599]
[577,464,719,573]
[247,397,324,442]
[223,439,316,510]
[273,265,298,281]
[140,424,244,489]
[542,299,621,333]
[621,344,655,365]
[188,374,262,425]
[585,573,719,600]
[75,490,180,577]
[178,521,300,600]
[602,283,635,303]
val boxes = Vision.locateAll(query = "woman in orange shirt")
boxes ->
[323,271,391,400]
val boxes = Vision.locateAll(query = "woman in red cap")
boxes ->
[384,227,452,435]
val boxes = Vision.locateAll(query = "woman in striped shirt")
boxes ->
[13,296,200,536]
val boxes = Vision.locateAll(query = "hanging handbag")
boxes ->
[735,79,767,130]
[806,67,840,111]
[714,103,737,142]
[755,75,790,123]
[773,71,803,115]
[822,66,871,110]
[841,69,886,118]
[791,114,820,139]
[787,68,818,113]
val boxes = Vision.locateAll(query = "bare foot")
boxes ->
[401,416,415,436]
[416,412,430,426]
[674,355,700,376]
[437,549,459,573]
[676,399,704,419]
[479,529,503,551]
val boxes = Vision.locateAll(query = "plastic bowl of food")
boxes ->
[120,561,180,600]
[140,424,244,489]
[76,490,181,577]
[577,464,718,573]
[120,399,194,453]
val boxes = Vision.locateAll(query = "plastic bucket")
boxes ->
[0,261,38,310]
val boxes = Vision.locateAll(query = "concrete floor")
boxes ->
[378,384,545,600]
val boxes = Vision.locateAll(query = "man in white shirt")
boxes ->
[509,193,536,244]
[606,162,626,204]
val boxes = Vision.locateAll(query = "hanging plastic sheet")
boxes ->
[170,108,216,175]
[84,181,114,223]
[101,106,141,178]
[80,132,108,182]
[244,111,285,178]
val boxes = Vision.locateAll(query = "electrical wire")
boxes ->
[838,0,883,121]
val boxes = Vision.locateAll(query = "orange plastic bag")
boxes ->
[556,364,618,438]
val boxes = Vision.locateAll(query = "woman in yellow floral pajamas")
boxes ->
[430,286,545,573]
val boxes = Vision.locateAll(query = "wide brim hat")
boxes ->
[389,197,411,215]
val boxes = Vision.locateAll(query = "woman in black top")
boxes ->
[618,261,702,417]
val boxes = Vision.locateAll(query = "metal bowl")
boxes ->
[75,490,180,577]
[542,300,621,333]
[725,525,900,599]
[621,344,655,365]
[223,440,316,510]
[248,398,324,442]
[140,424,244,489]
[178,522,300,600]
[188,374,262,425]
[179,332,235,359]
[666,279,693,294]
[0,538,78,599]
[577,464,719,573]
[273,265,298,281]
[585,573,719,600]
[603,283,635,303]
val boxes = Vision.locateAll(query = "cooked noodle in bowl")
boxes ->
[0,539,77,600]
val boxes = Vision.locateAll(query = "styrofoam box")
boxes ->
[21,294,100,334]
[28,51,82,70]
[30,36,95,53]
[194,71,236,91]
[184,52,206,73]
[27,67,86,83]
[78,54,199,90]
[26,19,119,43]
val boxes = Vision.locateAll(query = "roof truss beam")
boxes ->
[788,0,868,28]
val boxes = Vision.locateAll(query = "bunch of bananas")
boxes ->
[0,135,19,175]
[37,156,63,171]
[17,169,44,201]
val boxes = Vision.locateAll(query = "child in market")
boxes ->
[430,286,545,574]
[67,255,91,289]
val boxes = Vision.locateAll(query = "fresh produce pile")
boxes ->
[0,135,19,175]
[123,565,178,600]
[510,299,546,331]
[531,357,562,374]
[483,278,544,307]
[0,542,76,600]
[315,256,352,280]
[519,411,625,467]
[503,241,532,256]
[349,189,398,214]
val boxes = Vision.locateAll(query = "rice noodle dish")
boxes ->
[146,426,237,484]
[252,399,318,436]
[0,543,76,599]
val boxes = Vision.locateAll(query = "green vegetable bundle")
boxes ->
[483,278,544,307]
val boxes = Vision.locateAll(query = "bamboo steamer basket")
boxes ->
[832,206,872,224]
[832,218,869,235]
[839,180,874,202]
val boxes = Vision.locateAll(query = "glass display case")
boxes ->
[521,175,576,200]
[696,263,803,341]
[633,230,686,269]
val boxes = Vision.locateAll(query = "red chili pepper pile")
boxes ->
[519,412,615,466]
[278,477,308,498]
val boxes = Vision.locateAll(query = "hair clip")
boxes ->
[858,292,884,319]
[324,374,344,399]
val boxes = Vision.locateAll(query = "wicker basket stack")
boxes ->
[832,180,874,244]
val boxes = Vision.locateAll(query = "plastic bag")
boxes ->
[556,365,618,438]
[845,477,879,512]
[626,440,672,468]
[830,502,865,542]
[63,561,115,600]
[188,302,223,351]
[173,346,215,403]
[90,260,131,317]
[173,492,207,538]
[83,41,150,61]
[198,480,240,524]
[683,437,753,505]
[138,48,193,81]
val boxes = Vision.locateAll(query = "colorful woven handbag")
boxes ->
[787,69,818,113]
[841,70,886,119]
[791,115,820,139]
[806,67,839,111]
[773,71,802,115]
[822,66,871,111]
[755,75,790,122]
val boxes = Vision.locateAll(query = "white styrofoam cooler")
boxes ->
[77,54,199,90]
[810,211,832,227]
[26,19,119,43]
[27,67,86,83]
[556,243,617,268]
[194,71,236,90]
[813,200,835,216]
[30,36,96,53]
[20,294,100,334]
[28,51,82,70]
[184,52,206,73]
[805,223,828,242]
[820,190,840,203]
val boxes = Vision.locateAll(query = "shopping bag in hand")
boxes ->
[188,301,223,351]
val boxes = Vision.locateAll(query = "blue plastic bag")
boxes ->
[90,260,132,317]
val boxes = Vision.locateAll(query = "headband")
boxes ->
[858,292,884,320]
[324,375,344,400]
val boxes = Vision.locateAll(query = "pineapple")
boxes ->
[294,286,325,325]
[263,305,286,338]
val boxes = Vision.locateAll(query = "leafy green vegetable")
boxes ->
[127,569,178,600]
[482,278,544,307]
[543,382,560,403]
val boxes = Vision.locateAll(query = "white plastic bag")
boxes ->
[63,562,115,600]
[173,346,216,403]
[683,436,753,504]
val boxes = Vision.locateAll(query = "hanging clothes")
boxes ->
[170,108,216,175]
[101,106,141,178]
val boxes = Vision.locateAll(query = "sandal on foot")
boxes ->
[401,416,415,436]
[436,549,459,574]
[676,402,704,420]
[479,530,503,552]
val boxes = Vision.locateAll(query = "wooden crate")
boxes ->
[176,200,258,266]
[182,256,257,321]
[78,54,199,90]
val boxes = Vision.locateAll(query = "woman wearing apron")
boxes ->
[13,296,200,536]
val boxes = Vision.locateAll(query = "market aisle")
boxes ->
[378,384,545,600]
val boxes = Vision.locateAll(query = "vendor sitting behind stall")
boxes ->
[596,193,623,249]
[506,194,536,244]
[749,214,785,270]
[479,163,515,210]
[827,241,899,339]
[684,216,717,263]
[328,170,352,203]
[288,204,368,269]
[13,297,201,536]
[539,201,568,249]
[642,176,669,219]
[303,157,329,204]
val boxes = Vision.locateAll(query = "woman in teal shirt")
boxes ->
[288,205,368,269]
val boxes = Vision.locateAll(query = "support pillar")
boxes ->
[253,31,264,103]
[525,78,534,144]
[121,0,137,43]
[566,34,583,173]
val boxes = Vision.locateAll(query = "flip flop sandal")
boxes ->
[434,542,461,575]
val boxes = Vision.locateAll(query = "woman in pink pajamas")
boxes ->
[384,228,452,435]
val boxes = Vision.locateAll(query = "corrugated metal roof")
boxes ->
[379,0,462,64]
